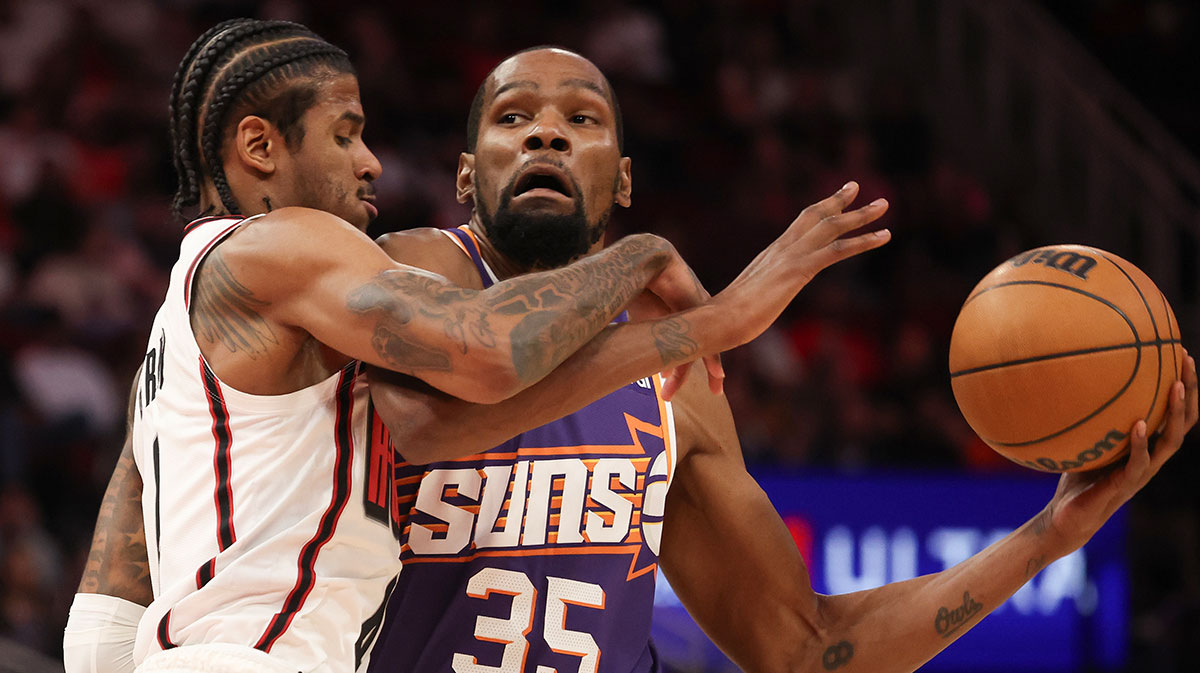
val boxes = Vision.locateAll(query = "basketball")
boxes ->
[949,245,1184,472]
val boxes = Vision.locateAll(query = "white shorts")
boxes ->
[135,644,298,673]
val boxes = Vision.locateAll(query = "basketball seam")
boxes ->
[1162,291,1180,379]
[953,279,1144,377]
[1098,251,1164,422]
[949,338,1182,378]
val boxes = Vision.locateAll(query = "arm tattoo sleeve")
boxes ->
[348,235,669,384]
[77,436,152,605]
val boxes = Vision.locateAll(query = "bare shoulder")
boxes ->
[376,227,483,289]
[214,208,393,297]
[228,207,371,257]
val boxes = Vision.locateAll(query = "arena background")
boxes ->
[0,1,1196,671]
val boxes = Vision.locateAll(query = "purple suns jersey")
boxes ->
[367,227,678,673]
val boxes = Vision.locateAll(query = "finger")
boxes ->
[1112,419,1151,497]
[704,353,725,395]
[1147,380,1188,474]
[796,181,861,225]
[803,198,891,249]
[1182,352,1197,427]
[661,364,691,401]
[803,227,893,274]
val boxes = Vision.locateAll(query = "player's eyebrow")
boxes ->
[493,80,539,97]
[338,111,365,126]
[558,78,606,98]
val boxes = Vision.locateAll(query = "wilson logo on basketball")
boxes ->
[1008,248,1098,280]
[1019,429,1127,472]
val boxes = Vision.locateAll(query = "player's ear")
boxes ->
[456,153,476,204]
[233,115,276,175]
[615,156,632,208]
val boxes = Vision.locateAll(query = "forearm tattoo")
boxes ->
[1024,510,1051,577]
[650,316,699,366]
[933,591,983,639]
[78,438,152,604]
[348,235,668,383]
[192,250,279,359]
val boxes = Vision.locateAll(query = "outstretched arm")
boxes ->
[222,208,702,404]
[658,354,1197,673]
[371,183,891,462]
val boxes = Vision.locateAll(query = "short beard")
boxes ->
[478,188,607,271]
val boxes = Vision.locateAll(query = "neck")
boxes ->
[199,180,270,219]
[465,212,607,281]
[465,215,526,281]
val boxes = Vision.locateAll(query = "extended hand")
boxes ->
[708,181,891,354]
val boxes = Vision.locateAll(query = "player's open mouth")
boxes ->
[513,166,574,199]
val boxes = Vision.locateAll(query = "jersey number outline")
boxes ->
[451,568,604,673]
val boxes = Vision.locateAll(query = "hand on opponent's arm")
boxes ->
[659,354,1196,673]
[371,182,892,463]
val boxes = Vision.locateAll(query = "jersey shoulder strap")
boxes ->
[440,226,498,288]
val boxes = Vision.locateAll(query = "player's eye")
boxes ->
[498,113,521,124]
[335,135,352,147]
[569,114,596,124]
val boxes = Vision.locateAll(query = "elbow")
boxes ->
[444,356,520,404]
[757,601,839,673]
[462,341,526,404]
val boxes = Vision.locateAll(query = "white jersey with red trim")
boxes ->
[130,216,403,673]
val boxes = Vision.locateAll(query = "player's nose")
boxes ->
[523,115,571,154]
[358,144,383,182]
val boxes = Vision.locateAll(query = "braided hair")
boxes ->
[168,19,354,220]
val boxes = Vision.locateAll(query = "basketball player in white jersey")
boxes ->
[64,21,900,673]
[359,47,1199,672]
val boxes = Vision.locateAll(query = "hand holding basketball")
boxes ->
[1040,352,1196,554]
[950,245,1185,472]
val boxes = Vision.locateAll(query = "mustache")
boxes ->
[357,184,376,199]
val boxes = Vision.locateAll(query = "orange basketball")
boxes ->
[949,245,1184,472]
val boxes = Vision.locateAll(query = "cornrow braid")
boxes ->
[168,19,251,218]
[167,19,352,221]
[170,19,295,218]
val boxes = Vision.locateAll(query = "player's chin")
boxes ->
[337,203,374,230]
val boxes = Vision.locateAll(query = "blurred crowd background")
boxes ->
[0,0,1196,669]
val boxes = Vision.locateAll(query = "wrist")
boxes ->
[1024,507,1074,564]
[617,233,673,276]
[688,299,738,353]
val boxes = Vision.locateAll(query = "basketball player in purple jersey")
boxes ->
[66,23,896,673]
[362,48,1199,673]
